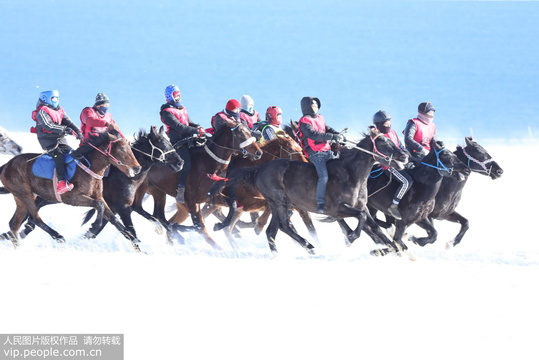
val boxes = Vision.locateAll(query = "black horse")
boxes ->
[365,139,471,254]
[17,126,184,244]
[406,137,503,247]
[211,127,409,256]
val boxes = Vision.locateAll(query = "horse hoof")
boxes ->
[306,247,316,255]
[83,231,96,240]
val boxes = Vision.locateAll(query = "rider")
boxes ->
[160,84,206,204]
[373,110,413,220]
[71,93,121,160]
[403,102,437,164]
[211,99,243,132]
[252,106,286,144]
[239,94,261,129]
[33,90,83,194]
[297,96,343,213]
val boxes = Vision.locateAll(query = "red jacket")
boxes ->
[80,107,116,141]
[298,114,332,155]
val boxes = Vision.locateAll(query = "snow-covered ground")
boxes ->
[1,132,538,360]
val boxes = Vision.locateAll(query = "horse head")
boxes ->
[283,120,301,143]
[422,139,471,181]
[456,137,503,179]
[225,120,263,160]
[367,126,408,170]
[0,126,23,156]
[145,126,184,172]
[92,130,142,178]
[263,135,307,162]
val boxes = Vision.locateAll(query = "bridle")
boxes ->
[88,137,131,168]
[461,146,495,176]
[420,147,454,175]
[204,122,258,163]
[131,139,176,164]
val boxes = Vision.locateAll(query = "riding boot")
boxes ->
[57,180,74,195]
[176,186,186,204]
[387,203,402,220]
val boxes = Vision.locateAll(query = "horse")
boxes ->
[364,139,471,255]
[0,129,142,249]
[0,126,23,156]
[210,127,409,256]
[18,126,184,243]
[131,119,263,249]
[202,135,313,247]
[405,137,504,248]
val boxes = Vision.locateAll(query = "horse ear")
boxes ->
[159,125,165,135]
[465,137,474,146]
[150,126,157,135]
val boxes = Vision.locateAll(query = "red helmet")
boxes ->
[265,106,282,126]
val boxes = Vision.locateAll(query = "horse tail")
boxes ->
[208,167,259,204]
[82,208,97,225]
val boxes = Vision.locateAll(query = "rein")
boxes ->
[88,138,129,168]
[345,136,394,162]
[74,159,104,180]
[420,147,453,175]
[462,147,494,175]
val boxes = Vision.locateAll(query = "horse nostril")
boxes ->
[134,166,142,175]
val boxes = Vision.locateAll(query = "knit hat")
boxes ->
[240,95,254,109]
[418,102,435,114]
[226,99,241,112]
[94,93,109,106]
[373,110,392,123]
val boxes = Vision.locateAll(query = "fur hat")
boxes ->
[94,93,109,106]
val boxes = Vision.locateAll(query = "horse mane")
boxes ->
[86,129,125,148]
[132,128,150,146]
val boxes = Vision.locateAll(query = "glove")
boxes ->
[197,127,206,138]
[418,148,429,158]
[333,134,345,143]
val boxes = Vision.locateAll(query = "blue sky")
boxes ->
[1,0,538,140]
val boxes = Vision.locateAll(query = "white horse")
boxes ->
[0,126,23,156]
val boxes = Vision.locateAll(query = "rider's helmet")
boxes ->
[39,90,60,108]
[265,106,282,126]
[164,85,181,106]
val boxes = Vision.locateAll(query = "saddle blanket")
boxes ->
[32,154,77,181]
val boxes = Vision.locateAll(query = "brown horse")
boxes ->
[0,129,142,248]
[132,119,262,249]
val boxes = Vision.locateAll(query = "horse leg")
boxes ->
[409,217,438,247]
[223,210,244,249]
[102,206,142,252]
[84,200,106,239]
[265,210,280,253]
[271,203,315,255]
[296,208,319,245]
[254,207,271,235]
[188,203,221,250]
[443,211,469,248]
[116,205,139,242]
[20,197,53,239]
[15,198,65,243]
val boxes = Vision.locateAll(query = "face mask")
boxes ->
[98,106,109,114]
[244,106,254,114]
[50,97,59,108]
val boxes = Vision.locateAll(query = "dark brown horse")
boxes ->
[0,129,141,248]
[132,119,262,249]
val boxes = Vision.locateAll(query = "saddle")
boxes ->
[32,153,77,180]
